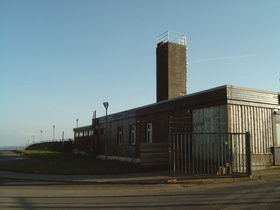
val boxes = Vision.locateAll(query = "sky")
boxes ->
[0,0,279,147]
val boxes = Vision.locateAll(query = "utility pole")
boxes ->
[52,125,55,141]
[103,102,109,160]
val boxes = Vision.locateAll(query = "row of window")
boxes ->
[117,124,137,145]
[75,130,94,137]
[75,123,153,145]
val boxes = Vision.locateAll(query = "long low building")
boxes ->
[73,31,280,174]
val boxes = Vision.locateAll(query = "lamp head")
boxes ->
[103,102,109,109]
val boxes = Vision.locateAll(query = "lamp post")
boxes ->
[40,130,42,142]
[62,131,65,153]
[52,125,55,141]
[32,135,34,144]
[103,102,109,160]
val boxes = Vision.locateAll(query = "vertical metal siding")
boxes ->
[229,105,274,154]
[191,106,228,164]
[193,105,228,133]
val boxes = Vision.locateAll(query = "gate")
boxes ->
[169,132,251,177]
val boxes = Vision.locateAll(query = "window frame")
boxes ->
[89,130,94,136]
[146,123,153,143]
[117,126,123,146]
[84,130,89,136]
[130,124,136,145]
[75,132,79,137]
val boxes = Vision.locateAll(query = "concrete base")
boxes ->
[251,154,274,171]
[273,147,280,165]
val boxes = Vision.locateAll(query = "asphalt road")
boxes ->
[1,178,279,209]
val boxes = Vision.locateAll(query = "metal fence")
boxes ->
[25,139,73,153]
[157,30,187,45]
[169,132,251,177]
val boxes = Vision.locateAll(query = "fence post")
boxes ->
[168,133,172,178]
[245,132,252,175]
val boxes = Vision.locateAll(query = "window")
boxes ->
[89,130,94,136]
[146,123,153,143]
[79,131,83,137]
[276,114,280,145]
[75,132,79,137]
[84,131,88,136]
[130,125,136,145]
[117,126,123,145]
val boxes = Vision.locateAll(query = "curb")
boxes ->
[1,170,279,185]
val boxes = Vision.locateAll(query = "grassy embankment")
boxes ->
[0,150,142,175]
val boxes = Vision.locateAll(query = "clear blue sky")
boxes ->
[0,0,279,147]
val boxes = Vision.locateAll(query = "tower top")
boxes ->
[156,33,187,102]
[157,30,187,45]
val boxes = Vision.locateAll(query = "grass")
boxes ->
[0,150,143,175]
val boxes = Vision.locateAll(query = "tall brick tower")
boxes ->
[156,31,187,102]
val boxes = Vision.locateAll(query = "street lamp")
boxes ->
[40,130,43,142]
[103,102,109,160]
[52,125,55,141]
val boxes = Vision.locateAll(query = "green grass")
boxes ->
[0,150,143,175]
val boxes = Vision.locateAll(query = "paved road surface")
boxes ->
[1,178,279,209]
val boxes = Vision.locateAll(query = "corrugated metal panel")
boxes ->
[229,105,274,154]
[192,105,228,133]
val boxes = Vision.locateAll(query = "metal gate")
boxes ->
[169,132,251,177]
